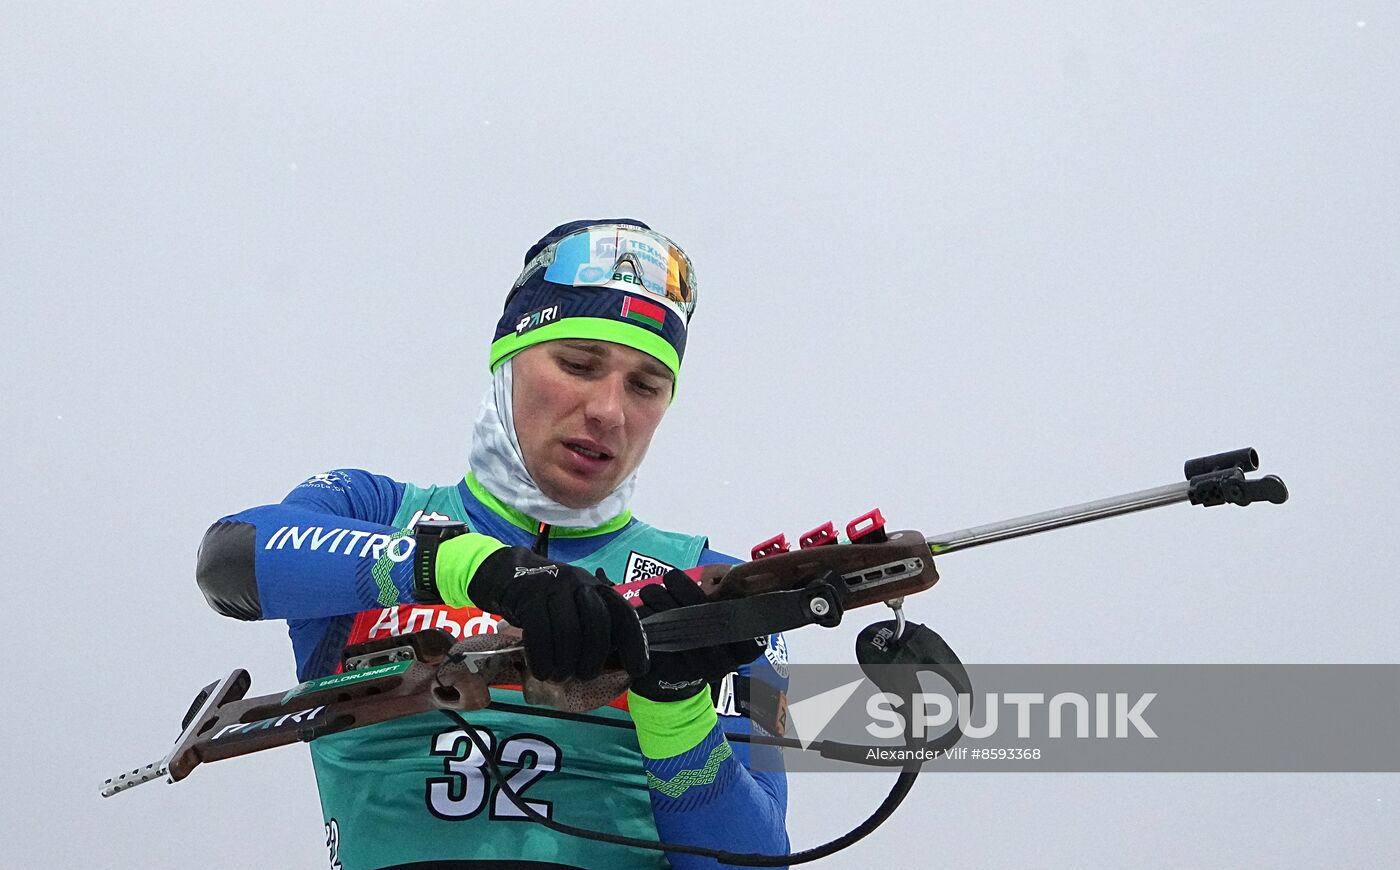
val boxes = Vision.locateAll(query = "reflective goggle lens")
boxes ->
[514,224,697,322]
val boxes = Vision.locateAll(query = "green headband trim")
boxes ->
[488,317,682,384]
[464,472,633,537]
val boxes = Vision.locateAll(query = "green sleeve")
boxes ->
[434,533,508,608]
[626,689,719,759]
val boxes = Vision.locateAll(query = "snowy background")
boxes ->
[3,3,1397,867]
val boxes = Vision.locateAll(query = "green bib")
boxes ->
[311,482,708,870]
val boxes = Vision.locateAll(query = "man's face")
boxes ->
[510,339,674,510]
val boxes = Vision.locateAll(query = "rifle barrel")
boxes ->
[925,481,1189,555]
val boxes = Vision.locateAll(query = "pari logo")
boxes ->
[515,303,561,336]
[212,706,327,741]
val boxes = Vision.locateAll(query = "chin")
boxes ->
[550,491,592,510]
[544,480,612,511]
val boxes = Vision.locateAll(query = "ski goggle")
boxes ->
[512,224,698,324]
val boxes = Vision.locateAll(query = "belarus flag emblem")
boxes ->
[621,295,666,331]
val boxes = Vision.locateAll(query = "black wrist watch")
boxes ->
[412,520,469,604]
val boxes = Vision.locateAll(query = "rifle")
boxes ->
[101,448,1287,863]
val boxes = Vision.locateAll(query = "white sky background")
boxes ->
[2,2,1397,867]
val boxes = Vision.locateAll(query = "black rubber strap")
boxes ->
[412,520,469,604]
[640,580,845,652]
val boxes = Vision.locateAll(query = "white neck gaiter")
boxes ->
[467,358,637,529]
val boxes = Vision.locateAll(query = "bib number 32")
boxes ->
[426,727,561,821]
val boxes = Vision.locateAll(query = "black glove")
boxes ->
[469,547,648,683]
[631,570,767,703]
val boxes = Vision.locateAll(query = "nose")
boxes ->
[583,371,627,431]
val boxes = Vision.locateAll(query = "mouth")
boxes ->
[564,440,614,462]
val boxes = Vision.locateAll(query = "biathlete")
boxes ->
[196,219,790,870]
